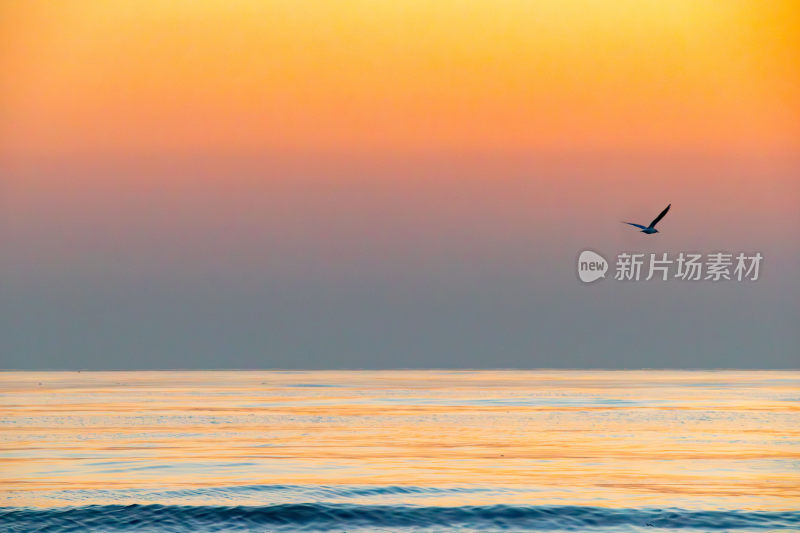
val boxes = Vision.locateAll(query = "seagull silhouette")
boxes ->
[623,204,671,234]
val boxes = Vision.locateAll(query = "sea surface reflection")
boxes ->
[1,370,798,531]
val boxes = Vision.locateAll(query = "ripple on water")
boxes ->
[2,504,799,532]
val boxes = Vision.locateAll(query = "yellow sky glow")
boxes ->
[1,0,798,155]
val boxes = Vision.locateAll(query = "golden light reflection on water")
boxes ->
[1,371,798,509]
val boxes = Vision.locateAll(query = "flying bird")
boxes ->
[623,204,671,234]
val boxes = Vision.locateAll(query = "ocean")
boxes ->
[1,370,798,532]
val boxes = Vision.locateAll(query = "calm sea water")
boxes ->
[1,370,798,532]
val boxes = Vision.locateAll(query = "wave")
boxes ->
[22,484,514,506]
[2,504,798,532]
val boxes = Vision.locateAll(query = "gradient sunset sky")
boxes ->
[1,1,798,368]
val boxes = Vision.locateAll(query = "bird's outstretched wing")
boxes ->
[623,222,647,229]
[648,204,671,228]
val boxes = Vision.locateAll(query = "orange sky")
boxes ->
[1,2,799,371]
[2,0,799,156]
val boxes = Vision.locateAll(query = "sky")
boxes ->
[1,0,798,369]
